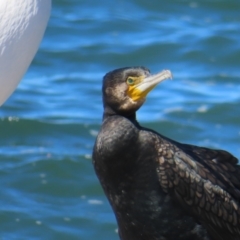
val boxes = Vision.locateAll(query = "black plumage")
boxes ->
[92,67,240,240]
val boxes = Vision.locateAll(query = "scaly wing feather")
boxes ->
[156,140,240,239]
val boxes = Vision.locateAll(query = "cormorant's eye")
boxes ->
[127,77,135,85]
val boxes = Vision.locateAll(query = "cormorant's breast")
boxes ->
[93,115,210,240]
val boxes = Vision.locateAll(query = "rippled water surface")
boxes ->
[1,0,240,239]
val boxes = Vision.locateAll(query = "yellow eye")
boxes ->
[127,77,135,85]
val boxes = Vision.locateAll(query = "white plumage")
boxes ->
[0,0,51,106]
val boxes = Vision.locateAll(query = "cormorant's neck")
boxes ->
[103,106,138,124]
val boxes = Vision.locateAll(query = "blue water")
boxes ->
[0,0,240,239]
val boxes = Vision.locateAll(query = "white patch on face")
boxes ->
[114,82,128,100]
[120,98,138,111]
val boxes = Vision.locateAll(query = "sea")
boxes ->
[0,0,240,239]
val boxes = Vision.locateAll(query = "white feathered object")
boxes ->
[0,0,51,106]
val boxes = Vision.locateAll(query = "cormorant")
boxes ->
[93,67,240,240]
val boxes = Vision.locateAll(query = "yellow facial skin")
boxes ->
[126,70,172,102]
[127,76,147,101]
[127,76,155,101]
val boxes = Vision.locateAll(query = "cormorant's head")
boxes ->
[102,67,172,116]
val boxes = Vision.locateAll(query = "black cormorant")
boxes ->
[92,67,240,240]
